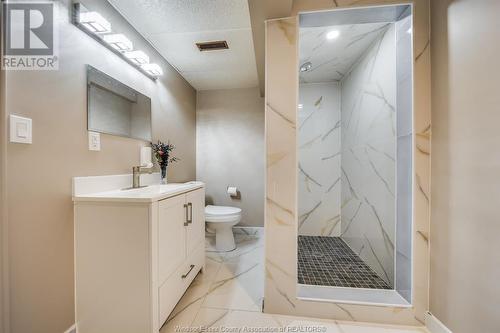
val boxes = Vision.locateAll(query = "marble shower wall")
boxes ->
[340,24,397,287]
[298,83,342,236]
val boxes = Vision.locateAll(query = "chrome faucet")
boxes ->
[132,165,153,188]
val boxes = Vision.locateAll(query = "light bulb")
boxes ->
[79,11,111,33]
[124,50,150,65]
[103,34,133,52]
[141,63,163,76]
[326,30,340,40]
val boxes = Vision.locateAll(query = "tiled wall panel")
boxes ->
[298,83,341,237]
[340,24,397,287]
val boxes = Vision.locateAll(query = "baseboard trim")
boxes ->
[426,311,452,333]
[63,324,76,333]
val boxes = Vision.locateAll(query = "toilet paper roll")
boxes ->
[227,186,238,196]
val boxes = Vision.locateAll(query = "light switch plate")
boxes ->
[9,114,32,144]
[88,131,101,151]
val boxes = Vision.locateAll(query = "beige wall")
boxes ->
[430,0,500,332]
[2,1,196,332]
[196,88,264,227]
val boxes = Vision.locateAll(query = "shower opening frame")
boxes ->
[295,3,415,308]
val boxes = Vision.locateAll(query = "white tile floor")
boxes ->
[160,228,429,333]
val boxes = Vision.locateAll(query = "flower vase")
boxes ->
[160,166,167,184]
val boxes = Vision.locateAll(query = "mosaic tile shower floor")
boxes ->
[298,235,391,289]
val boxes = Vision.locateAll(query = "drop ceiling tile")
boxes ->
[182,68,258,91]
[109,0,258,90]
[109,0,251,34]
[148,29,257,73]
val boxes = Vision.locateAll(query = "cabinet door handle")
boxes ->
[184,204,189,226]
[181,264,195,279]
[187,202,193,224]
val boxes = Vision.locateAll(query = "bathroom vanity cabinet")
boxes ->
[73,177,205,333]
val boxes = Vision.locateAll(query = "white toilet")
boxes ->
[205,205,242,252]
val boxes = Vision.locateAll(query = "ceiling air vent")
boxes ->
[196,40,229,51]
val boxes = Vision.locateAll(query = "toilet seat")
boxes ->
[205,205,241,223]
[205,205,241,216]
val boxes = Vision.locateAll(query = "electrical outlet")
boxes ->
[88,131,101,151]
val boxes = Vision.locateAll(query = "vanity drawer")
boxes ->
[158,241,205,327]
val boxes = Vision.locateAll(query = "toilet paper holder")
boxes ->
[227,186,241,199]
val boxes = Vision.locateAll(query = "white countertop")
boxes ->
[73,181,204,203]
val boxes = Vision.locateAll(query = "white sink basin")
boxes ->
[72,175,203,203]
[121,183,189,193]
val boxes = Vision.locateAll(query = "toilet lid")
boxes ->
[205,205,241,216]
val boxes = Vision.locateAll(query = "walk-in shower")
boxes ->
[297,4,413,306]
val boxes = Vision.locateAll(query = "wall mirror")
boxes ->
[87,65,152,142]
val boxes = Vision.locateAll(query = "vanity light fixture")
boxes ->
[326,30,340,40]
[298,104,303,109]
[79,11,111,33]
[103,34,133,52]
[124,50,150,65]
[141,63,163,76]
[72,2,161,81]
